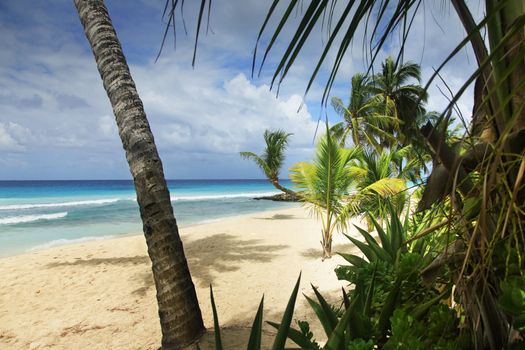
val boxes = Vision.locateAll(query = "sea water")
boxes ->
[0,180,297,257]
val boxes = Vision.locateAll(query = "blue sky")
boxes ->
[0,0,479,180]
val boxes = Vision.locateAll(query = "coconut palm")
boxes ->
[369,57,428,147]
[290,126,359,259]
[240,129,298,198]
[73,1,204,348]
[330,73,396,151]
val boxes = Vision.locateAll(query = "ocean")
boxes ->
[0,180,297,257]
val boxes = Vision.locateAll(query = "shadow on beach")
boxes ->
[255,213,297,220]
[184,233,288,287]
[46,233,289,291]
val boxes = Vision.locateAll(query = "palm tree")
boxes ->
[290,127,358,259]
[342,147,413,229]
[331,73,395,151]
[73,1,204,348]
[369,57,428,147]
[240,129,298,198]
[253,1,525,348]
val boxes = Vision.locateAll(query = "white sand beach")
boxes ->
[0,207,364,349]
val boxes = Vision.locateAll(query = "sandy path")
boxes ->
[0,206,364,349]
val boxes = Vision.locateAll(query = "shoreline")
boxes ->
[0,206,363,349]
[0,202,301,259]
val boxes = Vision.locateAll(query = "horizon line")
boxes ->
[0,178,289,182]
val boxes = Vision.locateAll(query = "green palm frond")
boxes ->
[263,129,292,178]
[240,151,272,179]
[240,129,292,181]
[361,178,405,197]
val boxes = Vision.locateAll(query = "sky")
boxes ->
[0,0,482,180]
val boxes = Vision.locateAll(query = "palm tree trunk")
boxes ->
[271,179,299,199]
[73,1,205,348]
[321,230,332,260]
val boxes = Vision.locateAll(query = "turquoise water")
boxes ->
[0,180,296,257]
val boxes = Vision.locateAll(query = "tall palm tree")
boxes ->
[290,127,358,259]
[331,73,395,151]
[240,129,298,198]
[369,57,428,147]
[73,1,204,348]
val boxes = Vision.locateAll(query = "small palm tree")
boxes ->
[240,129,297,198]
[342,148,411,229]
[290,127,358,259]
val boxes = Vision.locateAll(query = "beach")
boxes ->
[0,206,363,349]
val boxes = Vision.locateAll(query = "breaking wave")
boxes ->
[0,212,68,225]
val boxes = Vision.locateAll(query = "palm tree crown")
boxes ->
[369,57,428,146]
[240,129,292,181]
[331,73,396,150]
[240,129,297,198]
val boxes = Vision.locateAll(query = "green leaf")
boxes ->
[368,214,391,257]
[337,253,368,268]
[344,233,377,262]
[210,285,223,350]
[311,285,338,334]
[354,225,392,263]
[304,294,333,338]
[363,263,377,316]
[267,321,318,349]
[247,296,264,350]
[377,278,402,337]
[324,297,358,350]
[271,273,301,350]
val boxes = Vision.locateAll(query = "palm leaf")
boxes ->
[247,296,264,350]
[271,273,301,350]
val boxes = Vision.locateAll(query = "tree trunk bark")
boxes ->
[321,230,332,260]
[73,1,205,348]
[271,179,299,199]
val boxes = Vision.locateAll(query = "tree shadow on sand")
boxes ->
[46,255,150,267]
[45,233,288,293]
[184,233,288,287]
[255,214,297,220]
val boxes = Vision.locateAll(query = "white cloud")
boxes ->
[0,0,483,179]
[98,115,118,139]
[0,122,31,151]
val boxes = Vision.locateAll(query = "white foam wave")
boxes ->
[0,198,120,210]
[0,212,68,225]
[28,235,115,251]
[170,191,280,201]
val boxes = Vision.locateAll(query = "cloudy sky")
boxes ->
[0,0,480,180]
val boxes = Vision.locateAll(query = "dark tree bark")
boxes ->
[73,1,205,348]
[270,178,299,199]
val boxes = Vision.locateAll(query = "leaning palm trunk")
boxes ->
[74,1,204,348]
[270,178,299,199]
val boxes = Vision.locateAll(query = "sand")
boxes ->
[0,206,365,349]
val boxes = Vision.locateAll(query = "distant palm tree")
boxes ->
[240,129,298,198]
[73,1,204,348]
[369,57,428,147]
[290,127,359,259]
[331,73,395,151]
